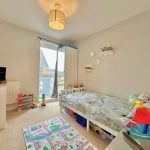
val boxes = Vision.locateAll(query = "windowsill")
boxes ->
[46,98,58,103]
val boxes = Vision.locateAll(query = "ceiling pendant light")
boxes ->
[49,4,65,30]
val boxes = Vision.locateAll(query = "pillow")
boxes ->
[138,93,149,101]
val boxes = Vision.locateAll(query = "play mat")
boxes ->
[23,116,97,150]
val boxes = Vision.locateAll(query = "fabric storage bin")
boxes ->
[76,114,87,127]
[66,107,75,115]
[64,107,76,118]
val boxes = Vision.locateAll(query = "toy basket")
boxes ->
[64,107,76,118]
[76,114,87,127]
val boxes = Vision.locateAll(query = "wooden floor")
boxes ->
[0,101,108,150]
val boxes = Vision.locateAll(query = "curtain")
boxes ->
[52,45,59,98]
[52,44,77,98]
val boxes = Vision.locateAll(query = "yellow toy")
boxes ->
[131,98,143,108]
[89,122,101,134]
[129,95,143,108]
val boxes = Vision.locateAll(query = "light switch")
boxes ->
[90,51,95,57]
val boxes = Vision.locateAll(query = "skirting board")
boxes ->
[6,100,58,111]
[6,103,17,111]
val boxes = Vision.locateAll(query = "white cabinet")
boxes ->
[0,84,6,130]
[65,46,78,88]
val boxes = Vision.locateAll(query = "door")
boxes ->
[39,40,65,99]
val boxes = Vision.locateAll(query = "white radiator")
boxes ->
[7,81,20,104]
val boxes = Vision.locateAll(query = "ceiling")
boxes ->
[0,0,150,42]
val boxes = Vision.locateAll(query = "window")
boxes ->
[39,40,65,99]
[40,81,43,90]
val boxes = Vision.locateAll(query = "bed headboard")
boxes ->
[60,87,86,95]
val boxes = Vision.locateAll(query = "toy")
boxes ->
[42,94,46,106]
[84,64,93,70]
[128,97,150,140]
[18,93,33,111]
[67,84,72,89]
[32,96,41,108]
[90,122,101,134]
[74,84,79,88]
[67,84,80,89]
[138,93,150,101]
[130,94,150,102]
[89,122,114,142]
[129,95,143,108]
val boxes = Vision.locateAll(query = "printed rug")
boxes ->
[23,116,97,150]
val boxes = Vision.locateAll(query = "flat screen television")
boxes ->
[0,67,6,82]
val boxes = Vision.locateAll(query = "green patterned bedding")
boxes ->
[60,91,133,132]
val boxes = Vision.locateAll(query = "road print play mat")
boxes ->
[23,116,97,150]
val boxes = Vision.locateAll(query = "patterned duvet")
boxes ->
[60,91,133,132]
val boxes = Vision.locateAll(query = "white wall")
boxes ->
[75,10,150,99]
[0,21,60,96]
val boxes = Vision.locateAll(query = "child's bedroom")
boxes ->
[0,0,150,150]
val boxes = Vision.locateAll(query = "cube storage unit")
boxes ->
[18,93,33,111]
[90,122,115,143]
[76,114,87,127]
[64,107,87,127]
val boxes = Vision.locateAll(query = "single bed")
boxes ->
[59,88,133,136]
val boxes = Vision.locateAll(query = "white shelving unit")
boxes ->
[0,84,6,130]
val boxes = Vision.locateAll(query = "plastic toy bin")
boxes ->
[76,114,87,127]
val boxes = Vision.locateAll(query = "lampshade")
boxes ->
[49,9,65,30]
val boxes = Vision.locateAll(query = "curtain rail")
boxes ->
[37,37,61,45]
[38,37,77,49]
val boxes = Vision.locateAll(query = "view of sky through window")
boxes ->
[41,47,65,72]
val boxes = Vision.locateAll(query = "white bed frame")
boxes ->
[59,87,118,136]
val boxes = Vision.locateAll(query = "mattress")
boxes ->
[60,91,133,132]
